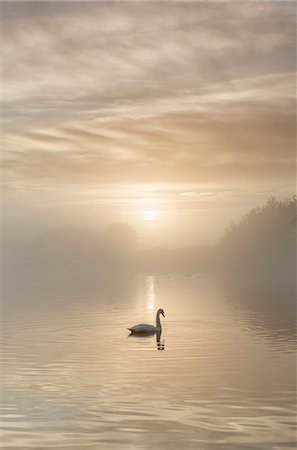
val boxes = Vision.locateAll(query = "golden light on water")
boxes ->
[0,2,295,449]
[146,276,155,312]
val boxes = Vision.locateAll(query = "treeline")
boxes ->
[2,223,138,284]
[2,197,296,285]
[217,196,296,286]
[3,222,212,282]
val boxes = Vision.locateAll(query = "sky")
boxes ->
[1,1,296,246]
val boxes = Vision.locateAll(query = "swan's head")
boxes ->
[158,308,165,318]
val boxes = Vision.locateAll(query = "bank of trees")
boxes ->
[217,196,296,285]
[3,197,296,284]
[2,223,138,286]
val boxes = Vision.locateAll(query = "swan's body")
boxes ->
[128,308,165,335]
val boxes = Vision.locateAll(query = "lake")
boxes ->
[1,274,296,449]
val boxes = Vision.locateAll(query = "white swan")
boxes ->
[128,308,165,334]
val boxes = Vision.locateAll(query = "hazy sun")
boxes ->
[144,210,156,221]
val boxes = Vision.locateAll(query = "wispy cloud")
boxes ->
[1,1,295,207]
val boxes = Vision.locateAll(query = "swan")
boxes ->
[128,308,165,335]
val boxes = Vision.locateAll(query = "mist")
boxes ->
[3,197,296,298]
[1,1,296,449]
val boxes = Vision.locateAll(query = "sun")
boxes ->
[144,210,157,221]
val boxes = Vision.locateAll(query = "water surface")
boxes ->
[1,275,296,449]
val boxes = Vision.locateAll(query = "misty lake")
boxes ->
[1,274,296,450]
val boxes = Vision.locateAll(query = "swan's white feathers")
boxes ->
[127,308,165,335]
[129,323,158,334]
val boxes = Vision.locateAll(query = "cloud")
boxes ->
[1,1,296,205]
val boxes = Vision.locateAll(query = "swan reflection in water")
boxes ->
[156,330,165,351]
[128,329,165,351]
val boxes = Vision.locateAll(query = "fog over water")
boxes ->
[1,275,296,450]
[1,1,296,449]
[1,197,296,449]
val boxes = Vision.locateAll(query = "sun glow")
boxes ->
[144,210,157,221]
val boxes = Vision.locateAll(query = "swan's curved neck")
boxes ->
[156,311,162,330]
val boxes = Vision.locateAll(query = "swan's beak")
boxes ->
[162,312,165,317]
